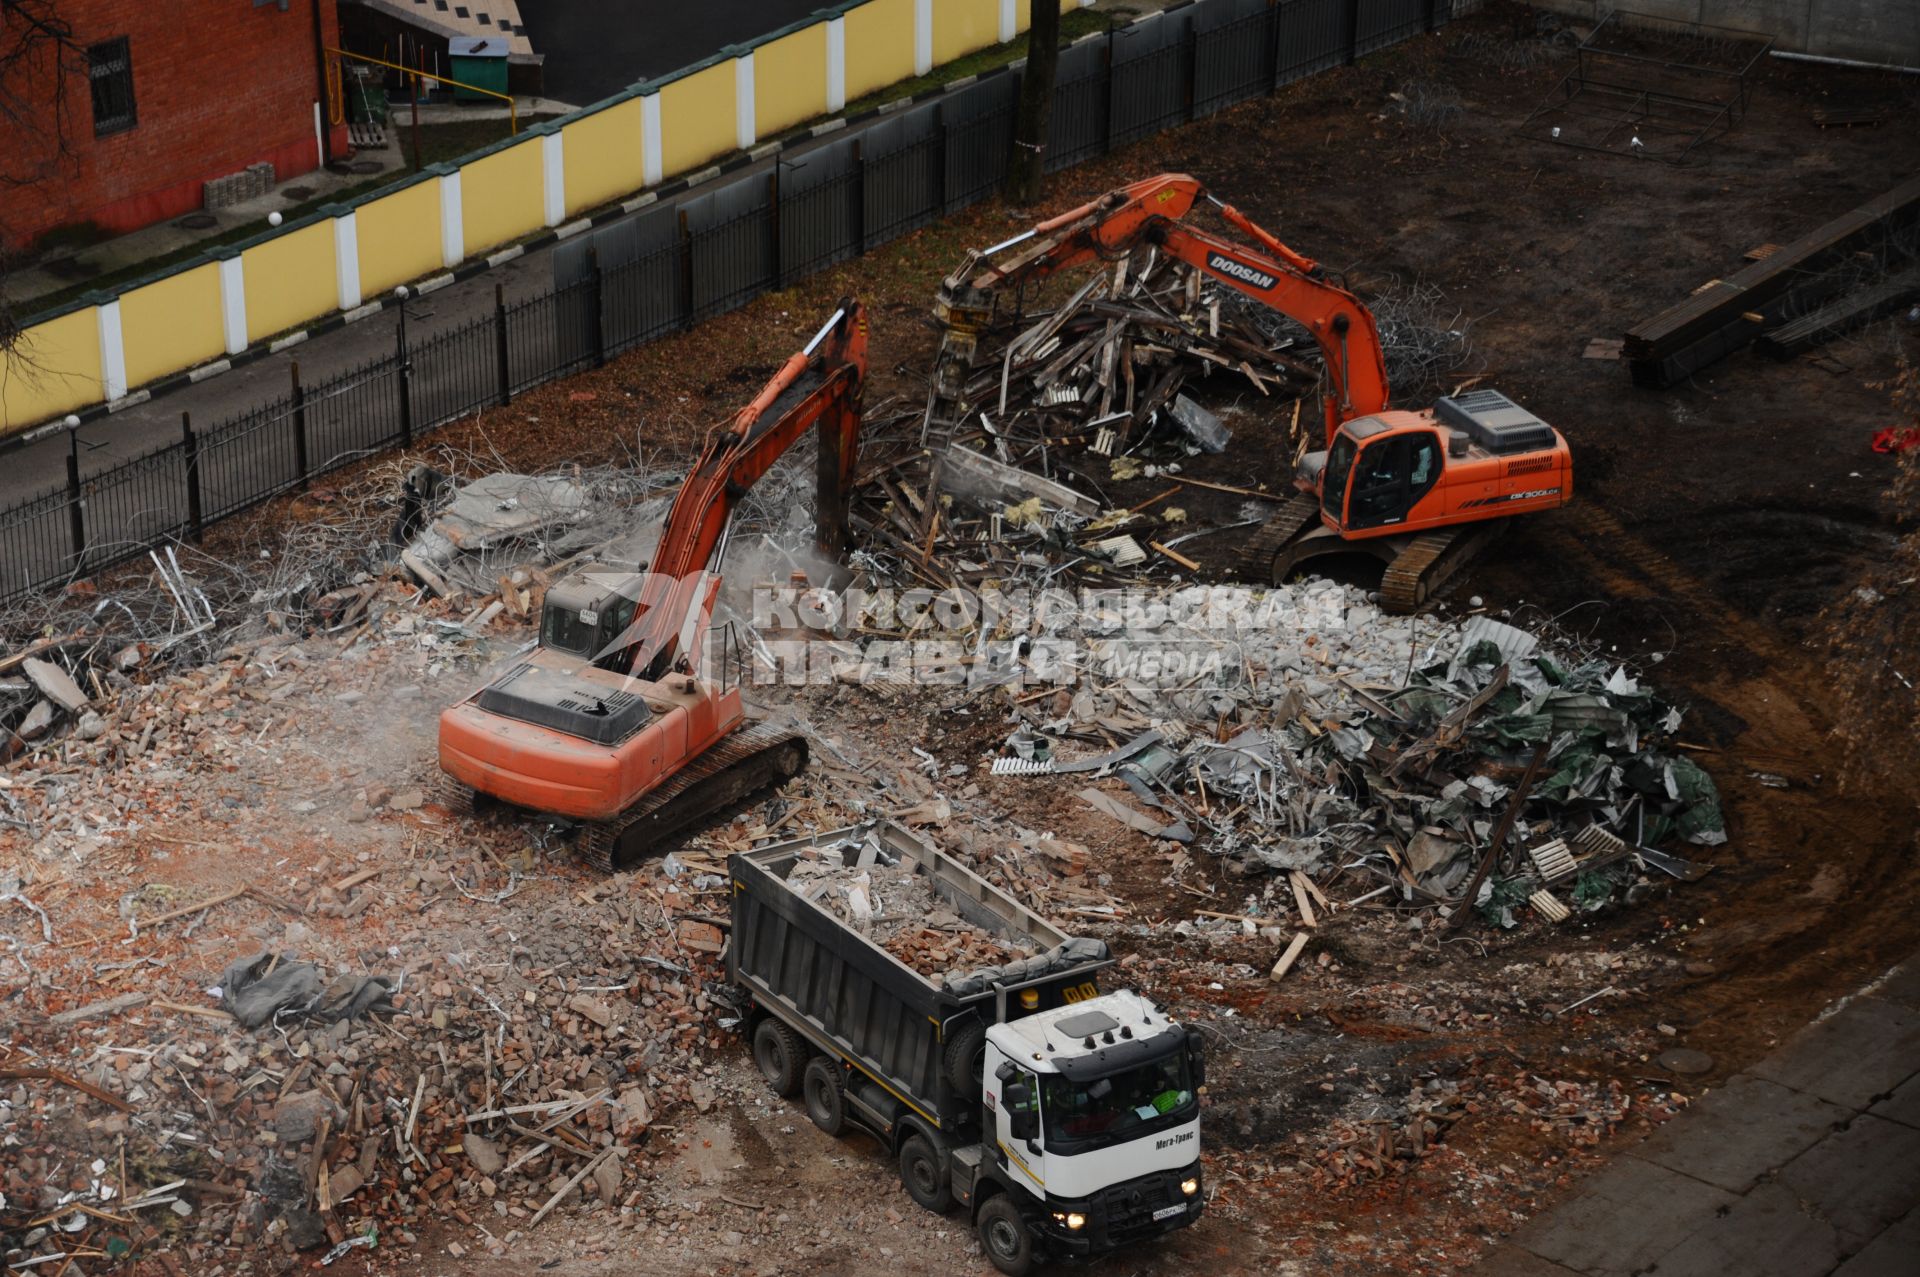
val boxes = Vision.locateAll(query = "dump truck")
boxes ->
[727,821,1205,1275]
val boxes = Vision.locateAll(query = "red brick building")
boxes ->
[0,0,352,249]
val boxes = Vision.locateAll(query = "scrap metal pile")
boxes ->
[850,253,1323,586]
[986,579,1724,930]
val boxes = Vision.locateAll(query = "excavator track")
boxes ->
[1379,520,1506,614]
[428,772,477,818]
[578,723,810,873]
[1236,494,1324,581]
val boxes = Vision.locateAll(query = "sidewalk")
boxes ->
[1475,957,1920,1277]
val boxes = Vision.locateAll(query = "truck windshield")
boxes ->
[1040,1054,1196,1154]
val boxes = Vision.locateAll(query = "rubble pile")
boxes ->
[850,252,1323,587]
[987,580,1724,930]
[785,852,1031,973]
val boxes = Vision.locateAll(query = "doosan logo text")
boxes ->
[1205,252,1277,290]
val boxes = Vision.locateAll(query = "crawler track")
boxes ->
[578,723,809,872]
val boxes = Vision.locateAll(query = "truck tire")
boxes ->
[943,1020,987,1095]
[976,1195,1035,1277]
[802,1058,845,1136]
[898,1133,955,1214]
[752,1018,806,1098]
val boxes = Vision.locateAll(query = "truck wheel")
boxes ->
[942,1020,987,1095]
[752,1019,806,1098]
[976,1195,1035,1277]
[803,1058,845,1136]
[898,1133,955,1213]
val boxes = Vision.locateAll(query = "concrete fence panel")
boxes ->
[754,24,833,140]
[355,176,444,299]
[656,61,739,177]
[562,97,648,220]
[460,137,546,258]
[241,219,339,346]
[844,0,920,101]
[935,0,1004,65]
[0,307,102,431]
[118,263,225,391]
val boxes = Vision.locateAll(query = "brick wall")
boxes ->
[0,0,352,249]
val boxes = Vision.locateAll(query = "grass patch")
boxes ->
[380,112,567,171]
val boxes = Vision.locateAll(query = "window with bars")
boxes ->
[88,38,136,137]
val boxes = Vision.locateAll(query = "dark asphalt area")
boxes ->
[517,0,828,105]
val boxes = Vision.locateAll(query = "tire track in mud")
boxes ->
[1542,501,1920,1030]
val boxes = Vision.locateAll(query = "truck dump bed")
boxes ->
[728,821,1110,1129]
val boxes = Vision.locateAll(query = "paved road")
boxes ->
[518,0,826,105]
[1475,957,1920,1277]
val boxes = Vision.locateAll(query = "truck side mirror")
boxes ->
[1004,1083,1036,1141]
[1186,1037,1206,1089]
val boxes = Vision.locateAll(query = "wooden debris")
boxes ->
[1269,932,1311,982]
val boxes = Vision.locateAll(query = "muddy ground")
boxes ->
[8,6,1920,1276]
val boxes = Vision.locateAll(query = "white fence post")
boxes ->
[332,207,363,309]
[216,252,248,356]
[827,16,847,112]
[96,299,127,402]
[735,49,757,150]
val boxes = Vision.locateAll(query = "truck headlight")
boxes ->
[1180,1177,1200,1197]
[1051,1211,1086,1231]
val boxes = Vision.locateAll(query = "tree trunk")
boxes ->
[1005,0,1061,206]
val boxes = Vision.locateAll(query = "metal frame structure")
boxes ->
[1518,9,1774,164]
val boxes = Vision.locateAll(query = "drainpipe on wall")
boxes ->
[311,0,333,166]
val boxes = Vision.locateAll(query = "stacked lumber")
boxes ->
[1623,174,1920,387]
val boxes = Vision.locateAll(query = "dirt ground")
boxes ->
[7,7,1920,1276]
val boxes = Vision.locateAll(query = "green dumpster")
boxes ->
[447,37,509,103]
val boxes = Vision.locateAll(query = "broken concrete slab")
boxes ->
[462,1133,505,1176]
[937,443,1099,517]
[402,472,592,584]
[21,659,87,714]
[16,700,56,741]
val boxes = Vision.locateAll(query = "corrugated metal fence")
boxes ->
[0,0,1451,606]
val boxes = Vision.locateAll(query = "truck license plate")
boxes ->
[1152,1204,1185,1222]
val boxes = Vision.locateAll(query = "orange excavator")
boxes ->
[437,301,868,870]
[927,173,1572,611]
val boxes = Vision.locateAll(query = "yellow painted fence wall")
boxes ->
[0,0,1100,435]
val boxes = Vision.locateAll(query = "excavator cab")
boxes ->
[1318,420,1445,531]
[537,572,641,667]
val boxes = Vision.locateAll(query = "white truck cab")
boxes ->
[977,991,1205,1268]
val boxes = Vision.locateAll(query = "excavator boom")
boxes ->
[932,172,1386,444]
[925,174,1571,614]
[617,303,866,682]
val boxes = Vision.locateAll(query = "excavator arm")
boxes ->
[929,172,1387,446]
[614,300,867,681]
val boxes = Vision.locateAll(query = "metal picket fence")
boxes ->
[0,0,1452,606]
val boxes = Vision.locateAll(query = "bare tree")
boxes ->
[1004,0,1060,206]
[0,0,89,353]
